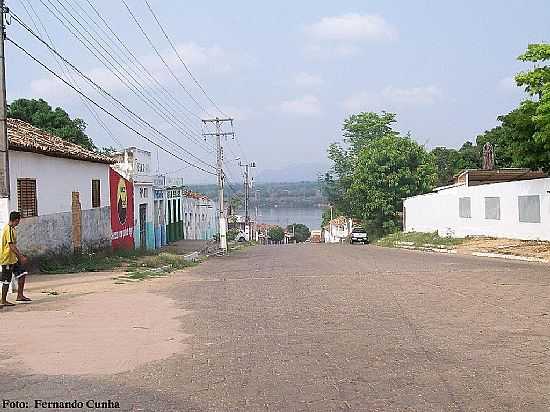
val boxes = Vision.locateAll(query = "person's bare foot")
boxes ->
[1,301,15,306]
[16,296,31,303]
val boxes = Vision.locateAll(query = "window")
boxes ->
[459,197,471,218]
[519,195,540,223]
[17,178,38,218]
[484,197,500,220]
[92,179,101,208]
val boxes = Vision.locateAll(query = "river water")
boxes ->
[252,207,325,231]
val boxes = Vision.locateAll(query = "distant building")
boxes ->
[404,168,550,241]
[3,118,113,255]
[112,147,155,249]
[323,216,354,243]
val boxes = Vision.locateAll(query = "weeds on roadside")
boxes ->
[376,231,464,248]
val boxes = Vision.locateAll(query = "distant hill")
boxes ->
[188,181,327,209]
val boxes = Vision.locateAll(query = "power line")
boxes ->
[35,0,212,155]
[16,0,123,150]
[120,0,209,116]
[10,13,216,171]
[79,0,215,151]
[6,37,217,176]
[143,0,226,116]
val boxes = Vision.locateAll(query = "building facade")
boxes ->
[404,171,550,241]
[3,119,113,256]
[112,148,155,250]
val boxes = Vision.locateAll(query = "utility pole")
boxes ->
[239,161,255,241]
[0,0,10,199]
[202,117,234,252]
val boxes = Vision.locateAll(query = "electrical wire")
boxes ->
[7,37,217,176]
[120,0,209,116]
[36,1,212,155]
[143,0,226,117]
[11,13,216,171]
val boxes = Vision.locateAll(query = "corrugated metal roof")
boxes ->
[7,118,114,164]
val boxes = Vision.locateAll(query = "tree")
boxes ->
[516,43,550,98]
[8,98,96,150]
[287,223,310,243]
[322,112,400,217]
[267,226,285,242]
[348,134,437,237]
[431,147,461,186]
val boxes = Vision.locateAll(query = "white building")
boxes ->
[0,118,113,255]
[113,147,155,249]
[404,169,550,241]
[183,191,217,240]
[323,216,354,243]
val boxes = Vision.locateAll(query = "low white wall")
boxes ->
[9,151,110,214]
[404,178,550,241]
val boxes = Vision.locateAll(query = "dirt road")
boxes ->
[1,244,550,411]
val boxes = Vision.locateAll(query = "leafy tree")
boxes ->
[287,223,310,243]
[322,112,399,217]
[8,98,96,150]
[348,134,437,237]
[516,43,550,97]
[267,226,285,242]
[431,147,461,186]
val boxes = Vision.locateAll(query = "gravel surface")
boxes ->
[1,244,550,411]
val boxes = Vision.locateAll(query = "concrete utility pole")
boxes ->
[202,117,234,252]
[0,0,10,198]
[239,161,255,241]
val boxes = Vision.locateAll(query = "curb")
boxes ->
[471,252,548,263]
[391,243,548,263]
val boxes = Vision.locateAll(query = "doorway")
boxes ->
[139,203,147,249]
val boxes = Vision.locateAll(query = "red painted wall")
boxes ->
[109,168,135,250]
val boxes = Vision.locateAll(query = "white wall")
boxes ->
[404,178,550,241]
[9,151,110,215]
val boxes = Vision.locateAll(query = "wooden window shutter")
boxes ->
[92,179,101,208]
[17,179,38,218]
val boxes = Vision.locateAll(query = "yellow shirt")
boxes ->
[1,224,17,265]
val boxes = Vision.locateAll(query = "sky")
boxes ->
[5,0,550,184]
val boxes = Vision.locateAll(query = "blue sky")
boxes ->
[5,0,550,183]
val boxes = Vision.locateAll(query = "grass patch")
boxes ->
[39,249,187,275]
[376,231,464,248]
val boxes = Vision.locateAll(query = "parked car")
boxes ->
[235,230,246,242]
[350,227,369,244]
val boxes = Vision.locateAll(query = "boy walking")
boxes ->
[1,211,30,306]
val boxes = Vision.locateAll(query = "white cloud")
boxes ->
[279,95,321,116]
[304,14,397,59]
[305,13,397,42]
[220,106,254,121]
[28,41,253,102]
[294,72,324,88]
[343,85,442,112]
[382,85,442,105]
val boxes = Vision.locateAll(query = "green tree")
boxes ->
[431,147,461,186]
[322,112,399,217]
[267,226,285,242]
[287,223,310,243]
[8,98,96,150]
[516,43,550,97]
[348,134,437,237]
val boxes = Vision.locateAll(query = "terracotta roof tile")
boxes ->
[7,118,114,164]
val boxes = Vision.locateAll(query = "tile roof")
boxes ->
[7,118,114,164]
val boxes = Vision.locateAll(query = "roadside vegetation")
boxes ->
[376,232,465,249]
[39,249,200,281]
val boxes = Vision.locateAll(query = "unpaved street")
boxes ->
[2,244,550,411]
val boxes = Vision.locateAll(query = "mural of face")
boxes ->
[117,178,128,225]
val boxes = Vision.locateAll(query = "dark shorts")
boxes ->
[1,262,28,285]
